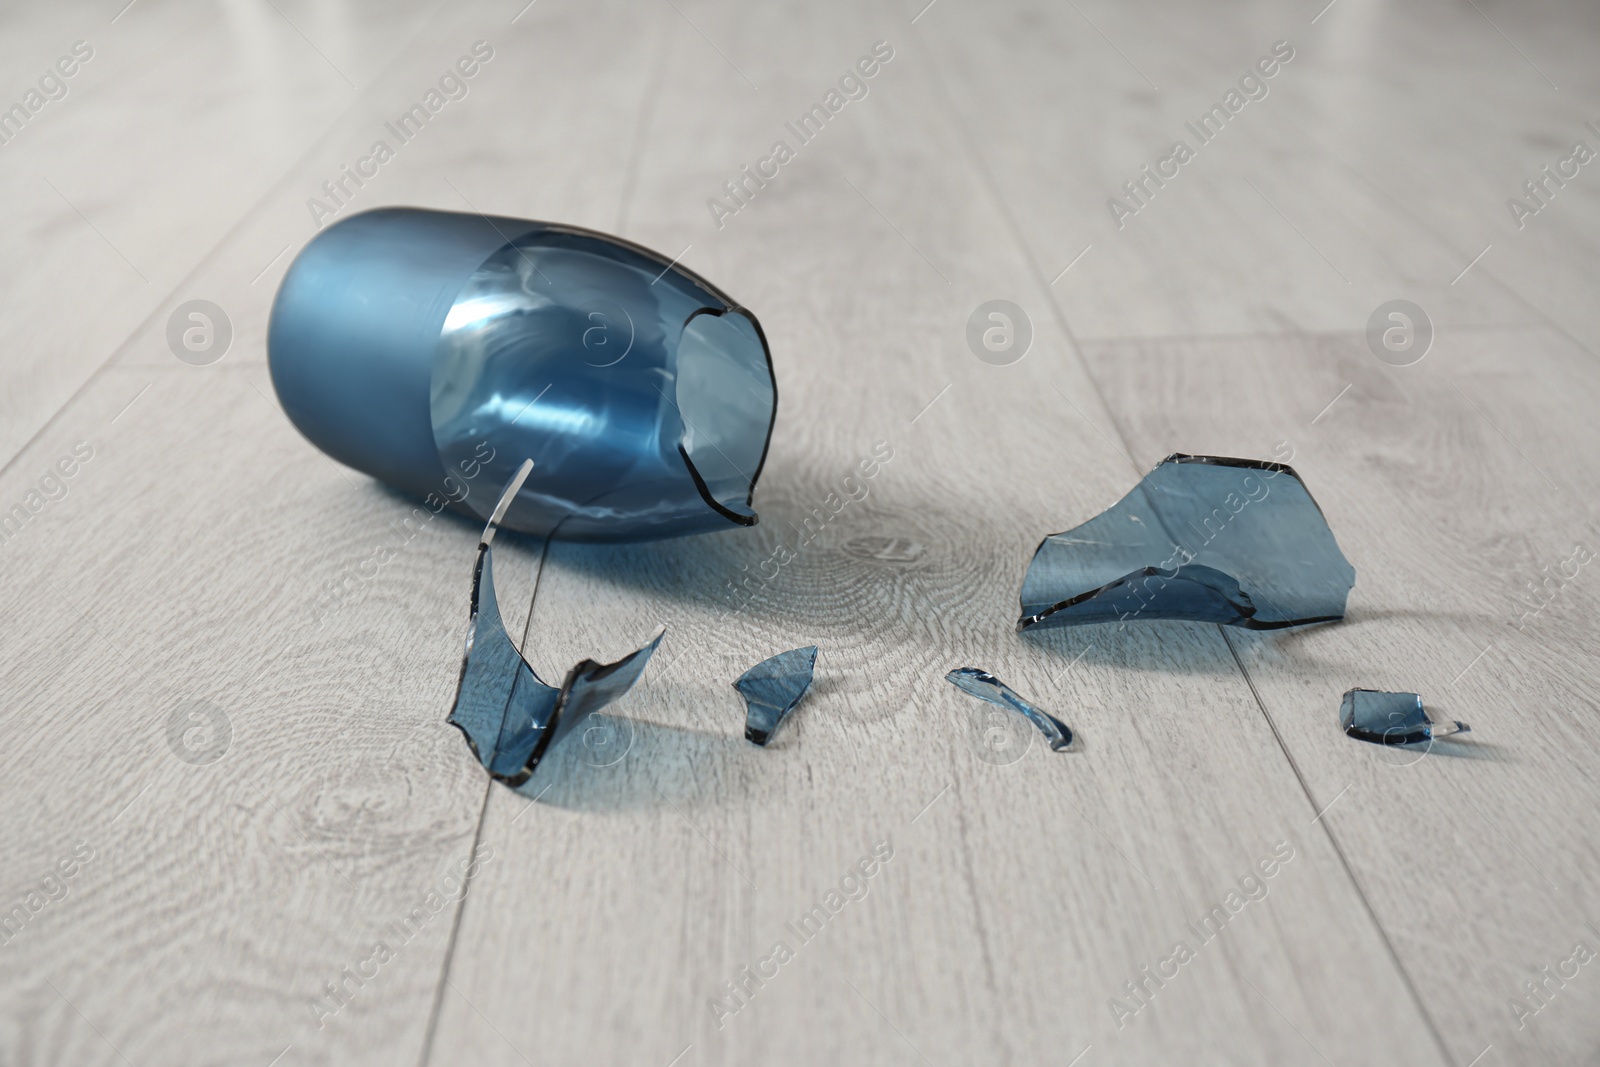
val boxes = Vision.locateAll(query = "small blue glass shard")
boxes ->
[735,646,818,746]
[1340,688,1469,746]
[945,668,1072,752]
[447,461,663,787]
[1019,455,1355,631]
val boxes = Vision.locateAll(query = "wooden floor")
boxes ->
[3,1,1598,1064]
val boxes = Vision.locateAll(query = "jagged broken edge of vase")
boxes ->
[447,459,663,789]
[1018,454,1356,631]
[735,646,818,746]
[945,667,1073,751]
[1340,688,1469,746]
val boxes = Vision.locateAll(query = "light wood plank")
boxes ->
[916,0,1600,343]
[0,0,441,469]
[106,0,670,378]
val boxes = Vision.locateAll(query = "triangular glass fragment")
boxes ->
[734,646,818,746]
[1019,455,1355,631]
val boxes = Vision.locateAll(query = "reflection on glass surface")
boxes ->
[433,227,776,540]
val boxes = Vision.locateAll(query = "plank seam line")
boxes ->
[417,531,555,1067]
[419,4,664,1046]
[414,778,493,1067]
[906,33,1131,459]
[511,5,668,705]
[614,4,674,238]
[1220,627,1454,1067]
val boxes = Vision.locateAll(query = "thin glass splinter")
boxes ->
[447,460,662,787]
[735,646,818,746]
[1018,455,1355,631]
[945,668,1072,751]
[1340,688,1469,746]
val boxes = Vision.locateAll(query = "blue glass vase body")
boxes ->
[269,207,776,540]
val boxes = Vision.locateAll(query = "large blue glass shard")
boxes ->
[269,208,776,542]
[1340,689,1468,746]
[945,668,1072,752]
[1018,455,1355,631]
[735,646,818,746]
[447,462,663,787]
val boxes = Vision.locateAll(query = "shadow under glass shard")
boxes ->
[447,461,662,788]
[1018,455,1355,632]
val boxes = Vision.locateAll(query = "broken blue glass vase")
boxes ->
[269,207,776,541]
[1019,455,1355,631]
